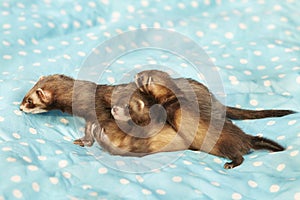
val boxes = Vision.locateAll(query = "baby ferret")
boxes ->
[93,90,189,156]
[135,70,287,169]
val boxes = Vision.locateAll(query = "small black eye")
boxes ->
[125,104,130,109]
[27,98,33,104]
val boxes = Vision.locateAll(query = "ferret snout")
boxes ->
[112,106,118,113]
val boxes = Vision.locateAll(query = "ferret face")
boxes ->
[20,74,72,114]
[20,88,50,114]
[111,93,152,125]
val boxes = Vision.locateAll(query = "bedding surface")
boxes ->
[1,0,300,199]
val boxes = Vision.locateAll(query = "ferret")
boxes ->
[91,90,188,156]
[134,70,291,169]
[20,74,294,168]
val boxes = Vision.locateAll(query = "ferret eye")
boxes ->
[27,98,33,104]
[125,104,130,109]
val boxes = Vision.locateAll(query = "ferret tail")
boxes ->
[250,136,284,152]
[226,107,296,120]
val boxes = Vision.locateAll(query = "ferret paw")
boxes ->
[73,138,94,147]
[223,162,235,169]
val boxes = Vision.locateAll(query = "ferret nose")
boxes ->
[112,106,118,113]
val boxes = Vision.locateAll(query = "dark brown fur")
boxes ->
[20,74,292,168]
[135,70,286,169]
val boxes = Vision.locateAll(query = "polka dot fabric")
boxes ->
[1,0,300,199]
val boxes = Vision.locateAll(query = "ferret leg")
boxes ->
[223,155,244,169]
[73,121,95,147]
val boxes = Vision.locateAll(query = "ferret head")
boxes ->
[111,91,154,126]
[20,74,74,114]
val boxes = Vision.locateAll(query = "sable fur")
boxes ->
[20,73,293,168]
[135,70,286,169]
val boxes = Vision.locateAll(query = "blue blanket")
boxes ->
[1,0,300,199]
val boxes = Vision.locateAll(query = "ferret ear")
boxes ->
[39,76,45,81]
[137,100,145,110]
[36,88,52,103]
[147,76,153,86]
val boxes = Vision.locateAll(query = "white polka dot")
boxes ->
[250,99,258,106]
[264,80,272,87]
[120,179,130,185]
[290,150,299,157]
[252,16,260,22]
[49,177,59,184]
[55,150,63,155]
[98,167,108,174]
[172,176,182,182]
[17,39,26,46]
[211,181,220,187]
[296,76,300,84]
[7,157,16,162]
[38,156,47,161]
[136,175,144,183]
[244,70,252,75]
[277,135,285,140]
[60,118,69,124]
[288,120,297,125]
[36,139,45,144]
[196,31,204,38]
[268,44,275,48]
[254,50,262,56]
[277,164,286,171]
[142,189,152,195]
[127,5,135,12]
[240,58,248,64]
[3,24,11,29]
[0,116,4,122]
[28,165,39,171]
[295,192,300,200]
[248,180,258,188]
[2,147,12,151]
[267,120,276,126]
[11,175,22,182]
[32,182,40,192]
[59,160,68,168]
[13,189,23,198]
[271,57,280,62]
[213,158,222,164]
[140,0,151,7]
[89,192,98,197]
[82,185,92,190]
[225,32,234,39]
[116,160,125,166]
[77,51,86,57]
[23,156,32,163]
[74,4,82,12]
[191,1,198,7]
[209,23,218,29]
[257,65,266,70]
[183,160,192,165]
[63,172,72,179]
[156,189,166,195]
[29,128,37,134]
[239,23,247,30]
[107,77,115,84]
[270,184,280,193]
[3,55,12,60]
[267,24,276,30]
[232,193,242,200]
[204,167,212,171]
[63,136,72,142]
[20,142,29,146]
[253,161,263,167]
